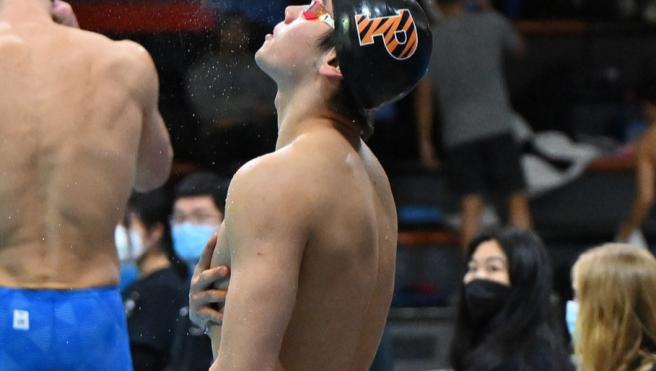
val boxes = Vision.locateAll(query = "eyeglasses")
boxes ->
[170,212,221,225]
[302,0,335,29]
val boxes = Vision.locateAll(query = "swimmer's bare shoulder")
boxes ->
[62,30,171,190]
[213,132,333,253]
[211,144,321,268]
[97,38,158,98]
[59,26,158,96]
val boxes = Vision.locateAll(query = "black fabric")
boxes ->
[122,267,187,371]
[129,347,161,371]
[445,132,526,198]
[167,279,213,371]
[464,280,511,326]
[167,305,214,371]
[459,336,574,371]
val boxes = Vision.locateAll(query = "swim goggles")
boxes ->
[302,0,335,29]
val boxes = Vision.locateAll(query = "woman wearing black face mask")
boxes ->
[450,228,574,371]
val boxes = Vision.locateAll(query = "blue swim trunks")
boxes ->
[0,286,133,371]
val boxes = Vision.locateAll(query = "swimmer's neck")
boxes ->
[274,83,358,149]
[0,0,52,23]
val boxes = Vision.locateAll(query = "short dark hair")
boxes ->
[450,228,573,371]
[174,171,229,214]
[128,189,172,231]
[318,31,373,140]
[127,189,188,279]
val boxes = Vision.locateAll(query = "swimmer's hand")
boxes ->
[189,233,230,331]
[51,1,80,28]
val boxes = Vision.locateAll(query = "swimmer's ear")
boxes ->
[319,49,343,80]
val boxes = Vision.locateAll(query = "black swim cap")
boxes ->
[332,0,432,109]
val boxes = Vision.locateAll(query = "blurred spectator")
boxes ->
[121,189,187,371]
[169,172,228,275]
[415,0,530,247]
[570,243,656,371]
[167,172,229,371]
[186,12,276,169]
[450,228,573,371]
[618,78,656,243]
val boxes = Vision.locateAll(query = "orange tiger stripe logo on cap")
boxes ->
[355,9,419,61]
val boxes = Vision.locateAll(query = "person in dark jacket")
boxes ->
[450,228,573,371]
[122,189,187,371]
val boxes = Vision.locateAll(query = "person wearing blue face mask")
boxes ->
[167,172,229,371]
[171,221,217,270]
[169,172,228,275]
[450,228,574,371]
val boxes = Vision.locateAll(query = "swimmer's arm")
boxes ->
[132,48,173,192]
[619,142,655,241]
[210,164,310,371]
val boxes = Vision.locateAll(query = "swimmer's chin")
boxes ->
[254,49,268,72]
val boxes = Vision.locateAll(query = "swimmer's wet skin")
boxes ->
[0,1,172,370]
[197,0,431,370]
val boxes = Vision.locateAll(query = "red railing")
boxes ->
[69,2,215,33]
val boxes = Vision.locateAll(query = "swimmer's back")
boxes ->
[0,22,158,289]
[280,129,397,371]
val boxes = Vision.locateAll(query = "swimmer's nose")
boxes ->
[284,6,304,24]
